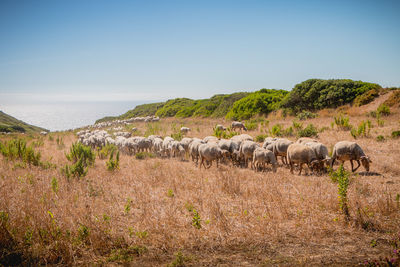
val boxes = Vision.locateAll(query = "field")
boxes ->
[1,96,400,266]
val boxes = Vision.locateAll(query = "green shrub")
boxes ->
[171,132,183,141]
[292,120,303,131]
[106,150,120,171]
[270,124,282,137]
[65,142,95,167]
[283,126,294,137]
[255,134,267,143]
[377,104,390,116]
[351,120,371,139]
[244,120,258,131]
[334,114,352,131]
[296,111,317,120]
[353,89,379,106]
[281,79,381,112]
[135,152,155,160]
[226,89,289,120]
[297,124,318,138]
[0,138,41,166]
[383,90,400,107]
[392,130,400,139]
[330,165,350,220]
[376,135,385,142]
[62,142,95,178]
[98,144,118,159]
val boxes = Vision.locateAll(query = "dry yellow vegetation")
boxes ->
[1,97,399,266]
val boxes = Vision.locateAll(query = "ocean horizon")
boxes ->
[0,100,151,131]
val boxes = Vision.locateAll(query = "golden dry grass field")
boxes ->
[1,95,400,266]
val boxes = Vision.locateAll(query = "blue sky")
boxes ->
[0,0,399,102]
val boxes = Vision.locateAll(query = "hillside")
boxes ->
[96,79,395,124]
[0,111,48,133]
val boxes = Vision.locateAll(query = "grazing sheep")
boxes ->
[188,140,204,164]
[239,140,259,168]
[180,137,193,155]
[287,144,320,175]
[231,121,247,132]
[252,147,278,172]
[214,124,226,131]
[162,137,174,157]
[180,127,191,134]
[305,142,332,171]
[114,131,131,138]
[40,131,48,136]
[262,137,279,151]
[170,140,185,159]
[331,141,372,172]
[271,138,293,165]
[203,136,219,143]
[198,143,229,169]
[296,137,317,144]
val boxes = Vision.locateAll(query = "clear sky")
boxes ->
[1,0,399,102]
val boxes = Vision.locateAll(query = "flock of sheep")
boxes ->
[76,121,372,175]
[91,116,160,129]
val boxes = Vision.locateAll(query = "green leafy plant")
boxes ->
[377,104,390,116]
[392,130,400,139]
[135,152,155,160]
[62,142,95,178]
[0,138,41,166]
[330,165,350,220]
[297,110,317,120]
[376,135,385,142]
[98,144,118,159]
[270,124,282,137]
[51,177,58,193]
[297,124,318,138]
[334,114,352,131]
[106,150,120,171]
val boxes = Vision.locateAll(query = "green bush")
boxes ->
[98,144,118,159]
[255,134,268,143]
[383,90,400,107]
[62,142,95,178]
[334,114,352,131]
[213,128,238,139]
[270,124,282,137]
[330,165,350,220]
[377,104,390,116]
[296,111,317,120]
[376,135,385,142]
[226,89,289,120]
[351,120,371,139]
[135,152,155,160]
[244,120,258,131]
[297,124,318,138]
[282,79,381,112]
[0,138,41,166]
[392,131,400,139]
[353,89,379,106]
[171,132,183,141]
[65,142,95,167]
[106,150,120,171]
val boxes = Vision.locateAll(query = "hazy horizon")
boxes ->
[0,0,399,105]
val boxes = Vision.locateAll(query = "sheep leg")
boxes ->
[290,162,294,174]
[298,163,303,175]
[352,160,361,172]
[199,157,204,169]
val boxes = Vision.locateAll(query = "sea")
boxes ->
[0,101,150,131]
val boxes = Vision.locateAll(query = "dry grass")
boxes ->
[1,104,400,266]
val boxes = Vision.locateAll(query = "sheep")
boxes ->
[40,131,48,136]
[170,140,185,159]
[152,138,164,155]
[231,121,247,132]
[252,147,278,172]
[214,124,226,131]
[180,127,191,134]
[203,136,219,143]
[296,137,318,144]
[188,140,204,164]
[180,137,193,153]
[262,137,279,151]
[239,140,259,168]
[198,143,230,169]
[271,138,293,165]
[162,137,174,157]
[114,131,131,138]
[331,141,372,172]
[304,142,332,171]
[287,144,320,175]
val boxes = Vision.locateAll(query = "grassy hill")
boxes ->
[96,79,396,124]
[0,111,48,133]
